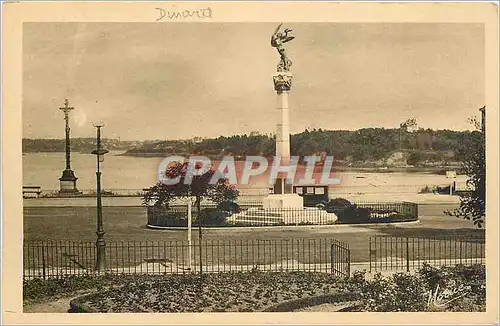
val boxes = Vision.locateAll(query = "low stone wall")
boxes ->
[261,292,360,312]
[146,201,419,228]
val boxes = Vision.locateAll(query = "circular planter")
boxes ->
[146,202,419,229]
[70,288,360,313]
[146,219,420,231]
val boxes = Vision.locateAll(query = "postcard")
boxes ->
[2,1,498,325]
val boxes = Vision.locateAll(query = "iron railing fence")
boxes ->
[369,235,485,272]
[147,201,418,228]
[331,240,350,277]
[24,238,350,280]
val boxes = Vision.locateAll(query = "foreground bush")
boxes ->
[345,263,485,312]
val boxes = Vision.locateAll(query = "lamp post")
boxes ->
[91,123,109,272]
[187,199,193,271]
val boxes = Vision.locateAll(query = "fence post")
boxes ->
[330,244,334,275]
[406,237,410,272]
[187,200,192,271]
[346,247,351,278]
[41,242,46,280]
[459,239,462,265]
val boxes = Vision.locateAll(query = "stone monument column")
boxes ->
[273,72,293,195]
[262,23,303,209]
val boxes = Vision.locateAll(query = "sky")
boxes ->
[23,23,485,141]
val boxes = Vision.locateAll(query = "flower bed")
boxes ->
[25,264,485,313]
[23,274,164,304]
[69,272,349,313]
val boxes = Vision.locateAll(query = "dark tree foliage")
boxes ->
[22,138,137,153]
[445,110,486,228]
[406,151,422,166]
[26,128,479,165]
[142,161,239,209]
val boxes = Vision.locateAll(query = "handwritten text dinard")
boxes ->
[427,283,471,308]
[155,7,212,21]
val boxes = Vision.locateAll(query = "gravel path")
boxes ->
[23,289,96,313]
[24,297,73,313]
[24,298,355,313]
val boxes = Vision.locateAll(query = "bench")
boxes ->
[23,186,42,198]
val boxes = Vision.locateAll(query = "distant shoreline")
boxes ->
[22,151,460,174]
[117,152,458,174]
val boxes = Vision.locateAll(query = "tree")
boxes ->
[445,107,485,228]
[143,162,239,208]
[399,118,418,150]
[407,151,422,166]
[142,161,239,274]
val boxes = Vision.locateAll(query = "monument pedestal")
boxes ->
[263,193,303,209]
[59,169,81,196]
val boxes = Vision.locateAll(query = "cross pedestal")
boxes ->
[58,99,81,196]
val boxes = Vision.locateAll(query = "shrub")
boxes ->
[217,201,241,214]
[407,151,422,166]
[194,208,229,226]
[348,264,485,312]
[355,207,371,220]
[391,272,427,311]
[335,206,369,223]
[327,198,353,209]
[147,206,187,227]
[344,270,368,293]
[324,199,372,223]
[348,272,427,312]
[418,263,485,308]
[322,199,417,224]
